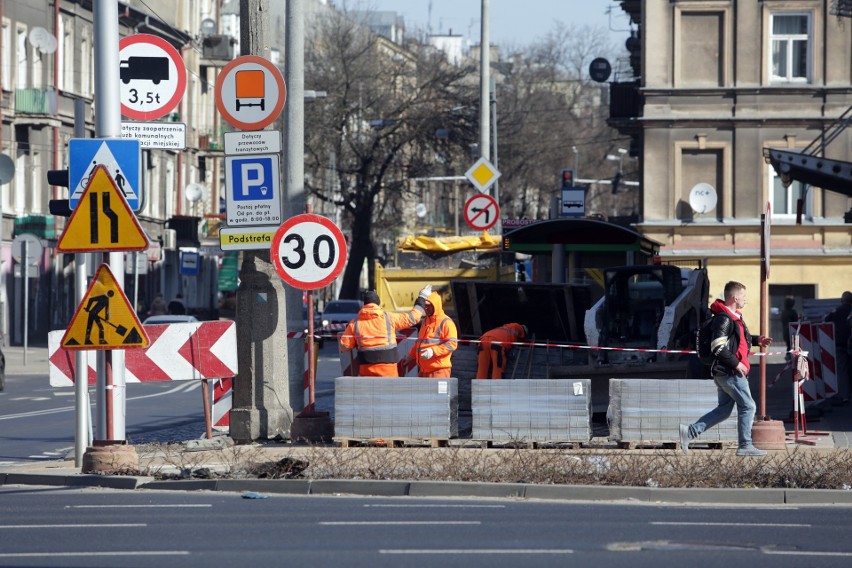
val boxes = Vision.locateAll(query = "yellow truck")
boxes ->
[376,261,514,318]
[375,232,514,318]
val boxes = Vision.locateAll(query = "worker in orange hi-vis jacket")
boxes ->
[401,291,458,378]
[475,323,528,380]
[339,286,431,377]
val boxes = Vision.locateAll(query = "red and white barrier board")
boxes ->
[792,321,837,403]
[212,377,232,431]
[48,321,238,386]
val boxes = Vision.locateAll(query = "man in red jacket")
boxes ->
[680,281,772,457]
[475,323,528,380]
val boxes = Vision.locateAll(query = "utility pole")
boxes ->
[230,0,293,441]
[479,0,490,163]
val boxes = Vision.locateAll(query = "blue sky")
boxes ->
[360,0,632,50]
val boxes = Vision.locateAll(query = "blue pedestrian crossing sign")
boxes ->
[224,154,282,226]
[69,139,142,211]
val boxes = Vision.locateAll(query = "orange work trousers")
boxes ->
[359,362,399,377]
[476,344,507,380]
[420,368,452,378]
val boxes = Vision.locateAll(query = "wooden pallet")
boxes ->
[333,437,449,448]
[615,440,726,450]
[471,440,585,449]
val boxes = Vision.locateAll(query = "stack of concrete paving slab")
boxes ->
[334,377,458,439]
[471,379,592,442]
[608,379,737,442]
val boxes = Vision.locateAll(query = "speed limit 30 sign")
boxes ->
[271,214,347,290]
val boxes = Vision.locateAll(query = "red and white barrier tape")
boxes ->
[292,329,791,357]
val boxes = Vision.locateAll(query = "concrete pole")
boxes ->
[284,0,307,414]
[479,0,490,161]
[230,0,293,442]
[93,0,126,440]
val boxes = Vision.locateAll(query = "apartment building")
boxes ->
[0,0,230,344]
[612,0,852,332]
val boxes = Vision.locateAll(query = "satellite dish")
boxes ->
[29,27,57,54]
[688,182,718,214]
[0,153,15,185]
[201,18,217,37]
[415,203,427,218]
[185,183,206,203]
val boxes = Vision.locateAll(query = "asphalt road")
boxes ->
[0,486,850,567]
[0,342,344,467]
[0,370,204,466]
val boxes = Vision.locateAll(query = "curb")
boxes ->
[3,473,852,504]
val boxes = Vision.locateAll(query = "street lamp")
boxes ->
[606,147,628,174]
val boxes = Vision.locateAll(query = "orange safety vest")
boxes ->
[339,302,424,365]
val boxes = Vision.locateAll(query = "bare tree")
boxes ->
[495,23,628,220]
[304,9,474,299]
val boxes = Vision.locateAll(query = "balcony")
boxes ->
[15,88,57,115]
[202,35,236,61]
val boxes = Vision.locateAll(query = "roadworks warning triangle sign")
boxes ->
[61,263,149,350]
[58,165,149,253]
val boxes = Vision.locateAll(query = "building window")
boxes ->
[1,19,10,91]
[59,16,74,92]
[16,24,28,89]
[770,167,807,218]
[770,13,810,83]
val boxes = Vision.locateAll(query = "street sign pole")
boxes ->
[22,240,28,366]
[73,98,90,467]
[92,0,133,469]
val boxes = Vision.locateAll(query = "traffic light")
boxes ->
[47,169,72,217]
[561,169,575,188]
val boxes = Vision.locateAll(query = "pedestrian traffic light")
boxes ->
[47,169,71,217]
[561,169,575,188]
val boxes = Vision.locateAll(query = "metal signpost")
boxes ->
[12,234,42,365]
[271,213,347,418]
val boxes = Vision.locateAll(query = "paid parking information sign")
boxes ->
[224,154,282,226]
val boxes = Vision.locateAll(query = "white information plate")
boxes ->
[224,130,281,155]
[122,122,187,150]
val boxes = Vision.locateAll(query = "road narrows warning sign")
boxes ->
[61,264,149,350]
[58,165,149,253]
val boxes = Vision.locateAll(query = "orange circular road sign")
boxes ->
[215,55,286,131]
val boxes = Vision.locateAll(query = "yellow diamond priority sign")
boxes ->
[465,156,501,193]
[61,263,149,350]
[57,165,149,253]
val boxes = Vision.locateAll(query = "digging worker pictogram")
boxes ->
[85,289,115,345]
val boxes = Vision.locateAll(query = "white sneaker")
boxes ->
[736,445,767,456]
[678,424,690,456]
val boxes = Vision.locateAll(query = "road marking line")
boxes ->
[66,504,212,509]
[652,522,810,528]
[380,549,574,555]
[363,504,505,508]
[0,524,146,529]
[0,551,189,558]
[763,549,852,557]
[321,521,480,526]
[0,383,197,421]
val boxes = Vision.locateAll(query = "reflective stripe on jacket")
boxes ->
[339,301,424,364]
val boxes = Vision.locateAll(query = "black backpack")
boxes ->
[696,312,732,366]
[696,316,714,366]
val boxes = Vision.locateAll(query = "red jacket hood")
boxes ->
[710,298,741,319]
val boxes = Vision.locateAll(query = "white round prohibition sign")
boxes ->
[119,34,186,121]
[271,214,347,290]
[463,193,499,231]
